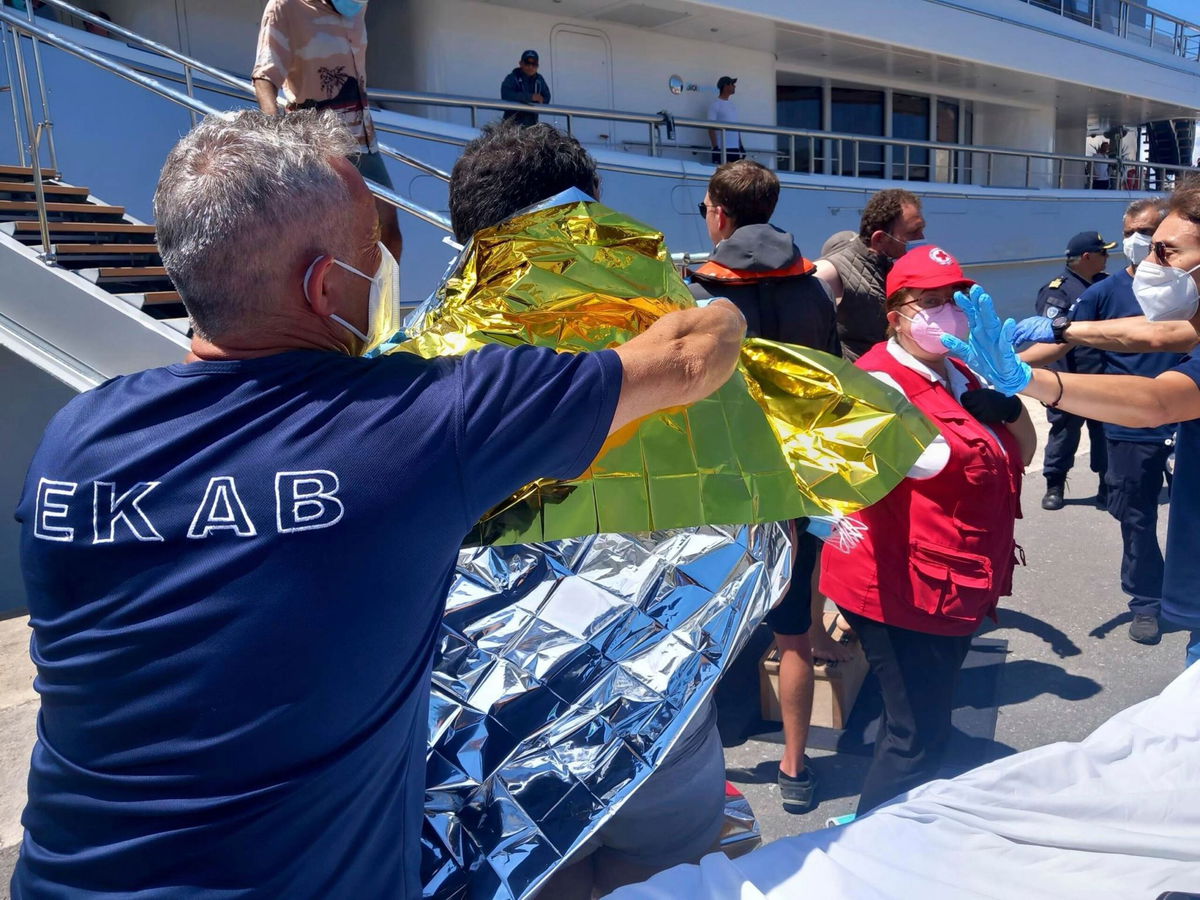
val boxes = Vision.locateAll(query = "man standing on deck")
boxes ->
[1018,200,1181,646]
[814,189,926,361]
[688,158,844,816]
[1029,231,1113,510]
[708,76,744,165]
[252,0,403,260]
[500,50,552,128]
[9,110,747,898]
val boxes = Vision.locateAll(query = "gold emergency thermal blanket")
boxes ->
[400,196,936,545]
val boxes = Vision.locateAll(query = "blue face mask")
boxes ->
[330,0,366,17]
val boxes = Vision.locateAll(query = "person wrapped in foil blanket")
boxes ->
[398,123,938,898]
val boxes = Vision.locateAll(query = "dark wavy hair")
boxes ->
[858,188,921,242]
[448,121,600,243]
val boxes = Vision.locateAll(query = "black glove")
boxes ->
[960,388,1022,424]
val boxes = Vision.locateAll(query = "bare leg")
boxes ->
[776,630,814,778]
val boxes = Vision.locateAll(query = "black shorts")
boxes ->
[765,528,819,636]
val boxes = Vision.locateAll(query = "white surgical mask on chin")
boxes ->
[1132,259,1200,322]
[303,241,402,355]
[1123,233,1152,267]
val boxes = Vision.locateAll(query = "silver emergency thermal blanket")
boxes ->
[610,660,1200,900]
[421,524,791,899]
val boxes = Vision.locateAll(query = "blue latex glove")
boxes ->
[1011,315,1055,345]
[941,285,1033,396]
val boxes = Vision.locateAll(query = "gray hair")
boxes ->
[1125,197,1169,223]
[154,109,358,340]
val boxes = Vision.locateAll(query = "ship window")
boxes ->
[776,85,822,173]
[892,92,930,182]
[831,87,884,178]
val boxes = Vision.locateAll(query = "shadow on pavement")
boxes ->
[981,608,1082,658]
[1089,610,1134,639]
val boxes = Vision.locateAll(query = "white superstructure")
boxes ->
[0,0,1198,608]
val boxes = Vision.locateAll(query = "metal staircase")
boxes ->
[0,163,188,332]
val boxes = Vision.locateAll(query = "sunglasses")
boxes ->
[697,202,716,217]
[522,59,539,67]
[1153,241,1175,262]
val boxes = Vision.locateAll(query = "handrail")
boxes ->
[370,88,1195,190]
[1015,0,1200,61]
[0,7,452,246]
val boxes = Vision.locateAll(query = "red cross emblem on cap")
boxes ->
[928,247,953,265]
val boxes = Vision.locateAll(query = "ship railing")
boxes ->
[0,0,452,268]
[369,88,1196,192]
[1016,0,1200,61]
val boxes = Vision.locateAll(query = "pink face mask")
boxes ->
[900,303,969,355]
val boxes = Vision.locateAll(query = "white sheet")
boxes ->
[609,664,1200,899]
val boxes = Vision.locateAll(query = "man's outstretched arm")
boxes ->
[1063,316,1199,354]
[610,300,746,434]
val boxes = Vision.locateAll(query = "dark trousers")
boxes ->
[710,144,745,165]
[838,609,973,815]
[1105,439,1172,617]
[1043,406,1108,483]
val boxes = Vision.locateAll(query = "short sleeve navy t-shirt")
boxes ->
[1163,354,1200,631]
[1070,268,1183,443]
[12,344,621,899]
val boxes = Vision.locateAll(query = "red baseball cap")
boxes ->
[885,245,974,298]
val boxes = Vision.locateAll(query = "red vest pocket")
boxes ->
[909,540,994,623]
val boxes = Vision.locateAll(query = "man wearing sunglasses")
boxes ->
[501,49,551,128]
[688,159,840,817]
[1030,231,1114,511]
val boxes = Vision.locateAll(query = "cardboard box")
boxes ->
[759,612,870,729]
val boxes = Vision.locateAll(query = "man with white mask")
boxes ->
[9,110,747,898]
[944,180,1200,671]
[253,0,403,260]
[1018,199,1181,646]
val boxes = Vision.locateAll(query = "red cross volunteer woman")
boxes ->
[819,246,1036,816]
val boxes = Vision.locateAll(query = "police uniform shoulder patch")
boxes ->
[1045,307,1061,318]
[1047,277,1064,289]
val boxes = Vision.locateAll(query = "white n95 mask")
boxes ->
[1132,259,1200,322]
[304,241,402,355]
[1122,232,1152,267]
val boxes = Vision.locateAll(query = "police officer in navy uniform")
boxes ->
[1035,231,1114,510]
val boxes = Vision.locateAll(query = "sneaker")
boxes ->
[778,760,818,814]
[1095,481,1109,510]
[1041,483,1065,511]
[1129,613,1162,645]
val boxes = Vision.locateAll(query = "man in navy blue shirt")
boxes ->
[10,110,746,899]
[1021,200,1180,645]
[972,184,1200,671]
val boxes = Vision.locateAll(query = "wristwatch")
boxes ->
[1051,315,1070,344]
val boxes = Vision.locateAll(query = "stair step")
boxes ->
[0,180,90,197]
[5,221,156,235]
[162,317,191,335]
[54,243,161,255]
[0,164,56,180]
[116,290,182,308]
[0,200,124,216]
[96,266,168,279]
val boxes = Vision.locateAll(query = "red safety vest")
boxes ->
[820,343,1024,636]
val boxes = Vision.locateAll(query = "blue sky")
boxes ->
[1146,0,1196,21]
